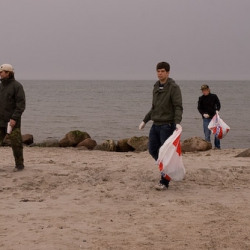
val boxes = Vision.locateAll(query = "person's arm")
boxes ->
[12,83,26,122]
[197,97,204,115]
[143,108,153,124]
[139,108,152,130]
[197,97,210,118]
[215,95,221,111]
[172,85,183,124]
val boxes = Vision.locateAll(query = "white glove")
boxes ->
[176,124,182,130]
[203,114,210,118]
[139,121,146,131]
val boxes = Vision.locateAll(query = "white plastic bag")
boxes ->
[208,113,230,139]
[157,128,186,181]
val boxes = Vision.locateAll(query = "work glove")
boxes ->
[176,124,182,130]
[139,121,145,130]
[203,114,210,118]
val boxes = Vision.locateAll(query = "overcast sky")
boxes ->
[1,0,250,80]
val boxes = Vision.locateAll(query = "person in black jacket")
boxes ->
[0,64,26,171]
[197,84,221,149]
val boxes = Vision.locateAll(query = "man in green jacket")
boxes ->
[139,62,183,190]
[0,64,26,171]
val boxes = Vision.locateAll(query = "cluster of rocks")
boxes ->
[56,131,213,153]
[26,130,213,152]
[0,130,215,153]
[2,130,249,156]
[30,130,149,152]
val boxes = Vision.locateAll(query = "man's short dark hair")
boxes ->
[156,62,170,72]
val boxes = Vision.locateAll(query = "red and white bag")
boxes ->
[208,112,230,139]
[157,128,186,181]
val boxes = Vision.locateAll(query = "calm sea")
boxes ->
[20,80,249,149]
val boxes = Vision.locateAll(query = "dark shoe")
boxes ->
[14,164,25,172]
[160,177,170,188]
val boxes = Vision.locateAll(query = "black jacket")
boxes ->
[198,93,220,118]
[0,77,26,128]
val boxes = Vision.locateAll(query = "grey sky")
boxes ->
[1,0,250,80]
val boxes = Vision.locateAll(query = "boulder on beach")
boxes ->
[127,136,148,152]
[77,138,97,150]
[181,137,212,152]
[22,134,34,145]
[59,130,91,147]
[1,134,34,146]
[76,146,89,151]
[235,148,250,157]
[94,139,117,152]
[117,138,135,152]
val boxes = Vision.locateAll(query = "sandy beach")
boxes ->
[0,147,249,250]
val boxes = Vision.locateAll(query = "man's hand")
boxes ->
[9,119,16,127]
[139,121,145,130]
[203,114,210,118]
[176,124,182,130]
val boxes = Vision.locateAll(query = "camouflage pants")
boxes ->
[0,127,24,166]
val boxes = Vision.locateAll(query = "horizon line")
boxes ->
[18,78,250,82]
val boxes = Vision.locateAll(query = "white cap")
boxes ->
[0,64,14,73]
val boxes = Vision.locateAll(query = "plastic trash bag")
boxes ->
[208,113,230,139]
[157,128,186,181]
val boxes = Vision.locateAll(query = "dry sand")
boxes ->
[0,147,250,250]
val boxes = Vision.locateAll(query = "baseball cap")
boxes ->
[0,64,14,73]
[200,84,209,90]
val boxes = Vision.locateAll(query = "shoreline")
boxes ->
[1,147,249,249]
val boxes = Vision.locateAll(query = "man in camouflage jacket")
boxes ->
[0,64,26,171]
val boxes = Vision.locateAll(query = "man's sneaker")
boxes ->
[155,183,168,191]
[14,165,25,172]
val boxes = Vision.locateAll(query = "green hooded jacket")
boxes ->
[143,78,183,125]
[0,77,26,128]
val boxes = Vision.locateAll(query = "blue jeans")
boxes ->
[203,118,220,149]
[148,123,176,161]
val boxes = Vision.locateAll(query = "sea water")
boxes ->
[21,80,250,149]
